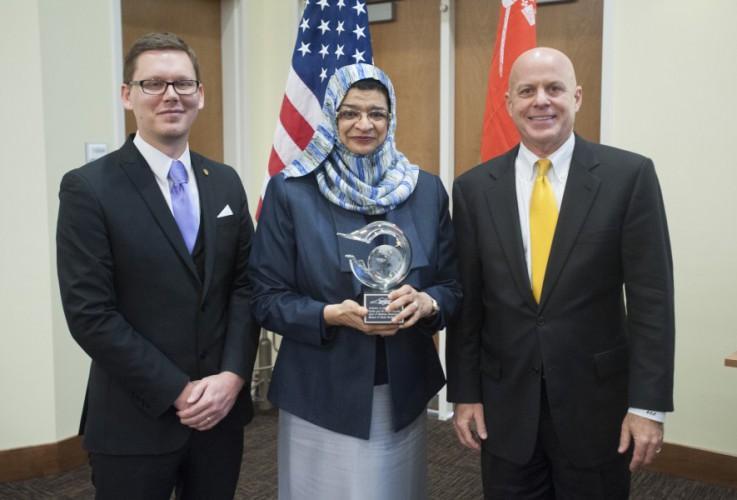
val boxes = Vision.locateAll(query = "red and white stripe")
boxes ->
[257,68,324,219]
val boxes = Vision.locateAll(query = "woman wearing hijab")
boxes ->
[249,64,461,500]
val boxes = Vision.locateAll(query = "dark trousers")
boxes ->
[481,385,630,500]
[89,425,244,500]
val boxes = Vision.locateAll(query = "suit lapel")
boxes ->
[539,137,601,307]
[192,154,215,301]
[118,141,199,281]
[484,150,537,310]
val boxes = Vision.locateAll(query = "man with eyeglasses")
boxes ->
[56,32,259,499]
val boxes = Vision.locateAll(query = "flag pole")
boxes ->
[435,0,456,422]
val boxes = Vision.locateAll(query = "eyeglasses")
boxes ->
[128,79,200,96]
[336,108,389,124]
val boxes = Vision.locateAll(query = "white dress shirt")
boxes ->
[515,134,574,280]
[133,132,201,226]
[513,133,664,423]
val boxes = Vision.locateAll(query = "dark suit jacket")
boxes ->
[249,171,462,439]
[447,136,674,467]
[57,137,260,455]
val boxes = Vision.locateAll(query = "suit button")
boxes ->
[199,351,207,360]
[536,316,545,326]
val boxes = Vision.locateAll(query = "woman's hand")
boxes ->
[324,299,400,336]
[387,285,437,329]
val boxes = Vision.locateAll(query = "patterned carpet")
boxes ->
[1,411,736,499]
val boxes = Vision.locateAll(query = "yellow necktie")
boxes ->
[530,159,558,303]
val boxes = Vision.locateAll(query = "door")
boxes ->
[369,0,603,177]
[122,0,224,162]
[455,0,603,175]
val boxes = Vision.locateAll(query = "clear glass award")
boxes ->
[337,221,412,324]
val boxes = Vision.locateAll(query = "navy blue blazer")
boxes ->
[249,170,461,439]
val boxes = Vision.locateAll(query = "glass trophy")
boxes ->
[337,221,412,324]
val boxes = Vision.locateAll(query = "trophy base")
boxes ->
[363,293,403,325]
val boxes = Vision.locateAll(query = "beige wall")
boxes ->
[0,0,119,449]
[2,0,736,461]
[602,0,737,455]
[222,0,298,218]
[40,0,122,442]
[0,0,57,449]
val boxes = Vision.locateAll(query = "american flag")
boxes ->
[257,0,374,218]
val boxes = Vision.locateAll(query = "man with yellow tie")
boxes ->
[447,47,674,499]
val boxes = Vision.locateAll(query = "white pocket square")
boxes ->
[217,205,234,218]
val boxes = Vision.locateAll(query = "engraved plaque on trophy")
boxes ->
[337,221,412,324]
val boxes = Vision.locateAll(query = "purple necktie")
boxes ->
[168,160,199,253]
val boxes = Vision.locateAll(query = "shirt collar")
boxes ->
[516,133,575,183]
[133,132,192,184]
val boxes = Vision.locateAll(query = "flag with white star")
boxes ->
[257,0,373,217]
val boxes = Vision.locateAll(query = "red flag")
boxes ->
[480,0,537,162]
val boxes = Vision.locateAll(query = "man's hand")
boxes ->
[324,300,400,336]
[453,403,488,451]
[176,371,245,431]
[173,381,198,411]
[618,412,664,471]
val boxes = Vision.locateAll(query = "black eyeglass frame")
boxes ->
[127,79,201,96]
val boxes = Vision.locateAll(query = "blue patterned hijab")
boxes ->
[282,64,419,215]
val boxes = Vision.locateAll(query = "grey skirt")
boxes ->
[278,384,427,500]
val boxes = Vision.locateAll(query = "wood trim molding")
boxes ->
[1,436,735,489]
[725,350,737,368]
[645,442,737,490]
[0,436,86,483]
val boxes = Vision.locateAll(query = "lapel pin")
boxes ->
[203,168,209,176]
